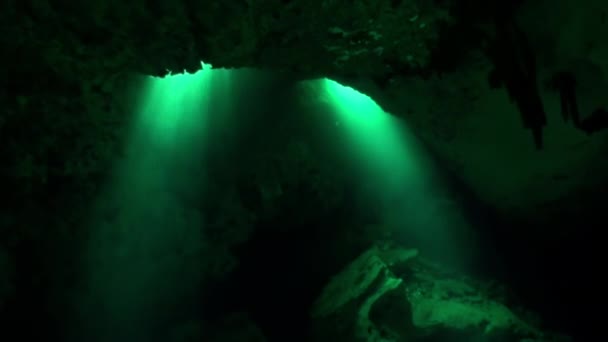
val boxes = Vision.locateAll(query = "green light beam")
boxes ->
[77,63,228,341]
[320,78,478,270]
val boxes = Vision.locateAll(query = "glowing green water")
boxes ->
[74,68,477,341]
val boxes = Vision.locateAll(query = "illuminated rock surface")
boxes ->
[312,246,570,341]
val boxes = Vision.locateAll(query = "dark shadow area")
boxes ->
[420,145,604,340]
[213,183,370,341]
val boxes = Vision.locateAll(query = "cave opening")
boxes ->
[68,62,494,341]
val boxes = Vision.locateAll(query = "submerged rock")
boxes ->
[311,245,570,342]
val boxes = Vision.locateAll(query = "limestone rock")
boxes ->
[311,246,570,341]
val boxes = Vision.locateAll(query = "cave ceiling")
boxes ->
[2,0,608,223]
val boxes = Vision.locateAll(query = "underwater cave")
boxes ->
[2,1,608,341]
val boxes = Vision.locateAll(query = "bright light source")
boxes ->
[322,78,423,188]
[321,78,477,270]
[137,64,217,148]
